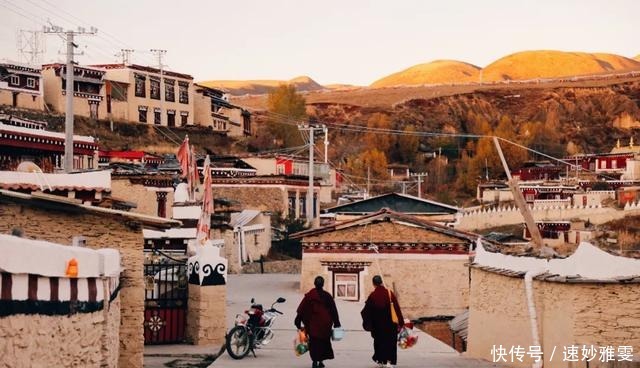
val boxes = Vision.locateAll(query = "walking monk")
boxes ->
[295,276,342,368]
[361,275,404,368]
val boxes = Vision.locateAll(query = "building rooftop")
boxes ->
[323,192,459,215]
[0,170,111,193]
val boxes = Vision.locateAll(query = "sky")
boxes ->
[0,0,638,86]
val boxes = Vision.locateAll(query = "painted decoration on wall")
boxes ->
[187,240,228,286]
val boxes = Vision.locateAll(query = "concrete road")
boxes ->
[210,274,507,368]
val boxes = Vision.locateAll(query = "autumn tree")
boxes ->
[266,84,306,147]
[393,125,420,163]
[363,113,393,152]
[345,149,389,181]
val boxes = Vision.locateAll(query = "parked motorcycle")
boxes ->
[225,296,286,359]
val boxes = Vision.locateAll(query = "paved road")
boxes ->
[210,274,507,368]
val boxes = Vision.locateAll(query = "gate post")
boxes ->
[186,242,228,345]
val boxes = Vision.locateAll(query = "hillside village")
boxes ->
[1,10,640,367]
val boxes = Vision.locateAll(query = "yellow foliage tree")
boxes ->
[345,149,389,180]
[364,113,393,152]
[266,84,306,147]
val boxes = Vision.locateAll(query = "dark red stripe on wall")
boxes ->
[70,278,78,302]
[88,278,97,302]
[50,277,59,301]
[28,274,38,301]
[1,273,11,300]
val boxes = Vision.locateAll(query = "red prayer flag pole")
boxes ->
[176,135,190,179]
[196,155,213,246]
[189,146,199,202]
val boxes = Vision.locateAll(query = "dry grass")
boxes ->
[482,50,640,82]
[198,76,323,95]
[230,74,640,110]
[635,54,640,61]
[370,60,480,87]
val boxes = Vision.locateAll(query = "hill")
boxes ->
[198,76,324,95]
[371,60,480,87]
[635,54,640,61]
[482,50,640,82]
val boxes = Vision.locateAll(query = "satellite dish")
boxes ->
[16,161,43,173]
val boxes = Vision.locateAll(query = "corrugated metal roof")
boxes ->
[449,310,469,341]
[229,210,261,228]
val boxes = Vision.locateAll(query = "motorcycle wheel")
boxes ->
[225,326,252,359]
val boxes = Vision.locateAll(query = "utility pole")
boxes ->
[117,48,134,65]
[323,126,329,164]
[411,172,428,198]
[151,49,167,126]
[298,123,326,225]
[17,29,46,65]
[44,25,97,173]
[493,137,543,249]
[366,165,371,199]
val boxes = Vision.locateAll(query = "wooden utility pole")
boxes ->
[493,137,543,248]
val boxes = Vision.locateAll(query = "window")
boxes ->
[10,75,19,85]
[150,79,160,100]
[138,106,148,123]
[180,112,188,126]
[287,193,296,216]
[134,75,146,97]
[612,160,617,169]
[276,164,285,175]
[299,194,307,218]
[26,78,35,88]
[178,83,189,104]
[167,111,176,127]
[87,156,94,169]
[165,81,175,102]
[334,273,358,301]
[154,109,161,125]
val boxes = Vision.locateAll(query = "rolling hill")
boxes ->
[635,54,640,61]
[198,76,324,95]
[481,50,640,82]
[370,60,480,87]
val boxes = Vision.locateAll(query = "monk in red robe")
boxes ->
[361,275,404,367]
[295,276,341,368]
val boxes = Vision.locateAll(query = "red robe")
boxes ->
[295,287,341,362]
[361,285,404,365]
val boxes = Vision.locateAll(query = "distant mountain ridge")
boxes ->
[481,50,640,82]
[371,60,480,87]
[199,76,323,95]
[199,50,640,94]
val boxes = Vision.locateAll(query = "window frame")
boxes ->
[333,273,359,301]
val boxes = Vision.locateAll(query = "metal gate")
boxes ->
[143,261,188,344]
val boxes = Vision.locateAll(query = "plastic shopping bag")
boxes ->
[397,320,419,350]
[294,329,308,356]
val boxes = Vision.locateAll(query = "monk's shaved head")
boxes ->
[314,276,325,289]
[372,275,383,286]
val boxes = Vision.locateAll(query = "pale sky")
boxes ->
[0,0,638,86]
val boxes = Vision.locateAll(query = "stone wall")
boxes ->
[0,90,44,110]
[0,203,145,368]
[110,178,174,218]
[456,203,640,231]
[301,253,470,319]
[467,268,640,368]
[242,260,301,274]
[186,284,226,345]
[0,297,120,368]
[214,186,286,215]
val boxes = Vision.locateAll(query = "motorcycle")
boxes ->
[225,296,286,359]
